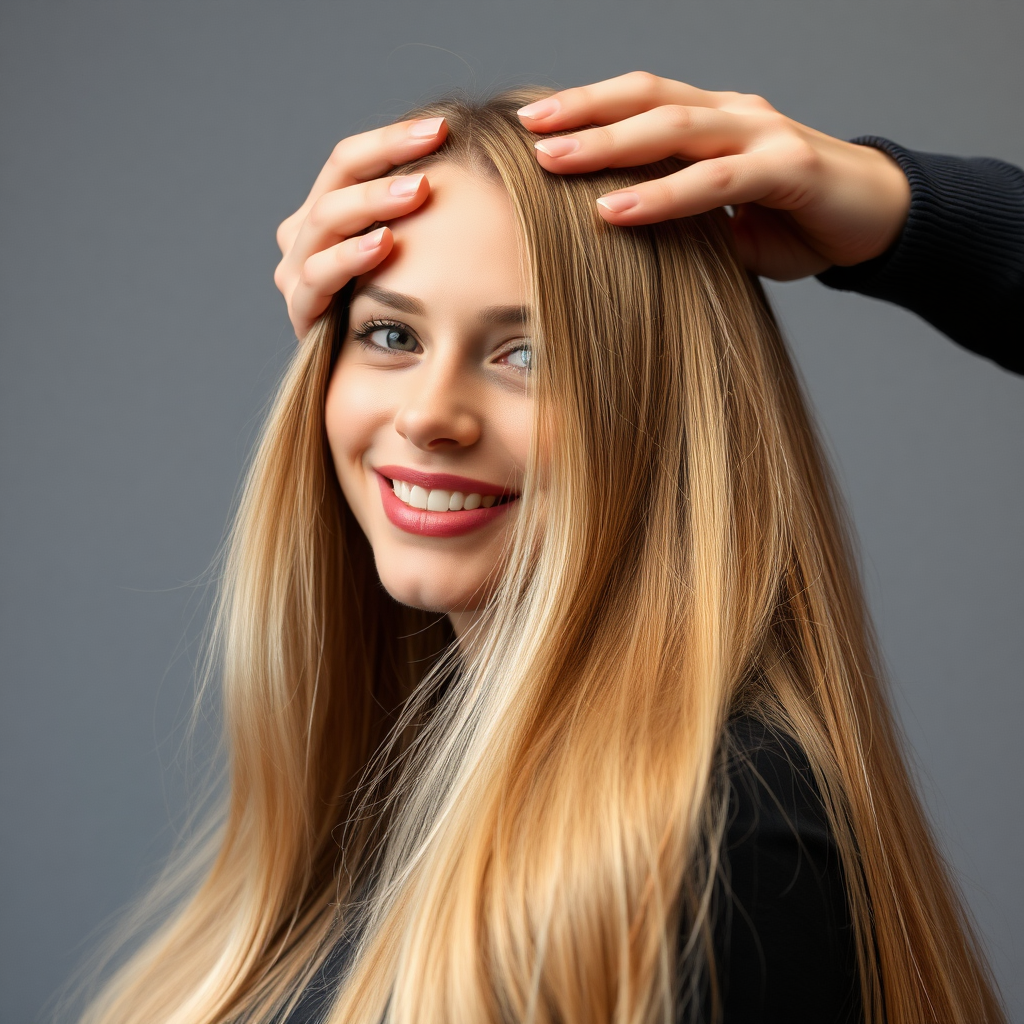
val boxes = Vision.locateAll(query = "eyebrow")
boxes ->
[479,304,532,327]
[354,285,531,327]
[356,285,424,315]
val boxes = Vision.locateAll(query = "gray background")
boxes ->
[1,1,1021,1021]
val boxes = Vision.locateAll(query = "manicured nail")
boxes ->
[358,227,386,251]
[389,173,424,197]
[534,137,580,158]
[518,98,561,120]
[408,116,445,138]
[596,192,640,214]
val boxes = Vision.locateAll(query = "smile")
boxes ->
[374,466,519,538]
[389,477,514,512]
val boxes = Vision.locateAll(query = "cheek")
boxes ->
[325,364,385,468]
[495,392,534,474]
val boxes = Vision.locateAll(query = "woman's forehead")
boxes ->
[356,162,529,315]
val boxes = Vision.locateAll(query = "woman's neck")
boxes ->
[447,609,479,639]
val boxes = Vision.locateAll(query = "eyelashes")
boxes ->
[350,317,532,371]
[504,344,531,370]
[351,318,405,335]
[351,318,419,354]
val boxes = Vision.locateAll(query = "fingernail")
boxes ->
[408,116,445,138]
[534,137,580,158]
[389,173,424,197]
[596,192,640,214]
[518,98,561,120]
[359,227,386,251]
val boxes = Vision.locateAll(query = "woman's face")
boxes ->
[325,162,532,636]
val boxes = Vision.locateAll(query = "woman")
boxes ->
[79,86,1007,1024]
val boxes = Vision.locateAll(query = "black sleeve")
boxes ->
[696,718,863,1024]
[816,137,1024,375]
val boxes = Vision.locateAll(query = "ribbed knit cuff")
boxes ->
[816,137,1024,373]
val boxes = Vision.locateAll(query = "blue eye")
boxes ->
[354,320,419,353]
[367,325,417,352]
[504,344,532,370]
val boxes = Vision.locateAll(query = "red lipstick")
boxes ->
[374,470,519,538]
[375,465,517,498]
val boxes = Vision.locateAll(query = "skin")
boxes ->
[518,72,912,280]
[275,74,912,337]
[323,163,532,639]
[274,71,913,635]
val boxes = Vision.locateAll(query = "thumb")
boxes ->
[728,204,831,281]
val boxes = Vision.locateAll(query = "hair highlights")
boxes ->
[79,91,1005,1024]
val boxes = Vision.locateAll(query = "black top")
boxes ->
[278,718,860,1024]
[696,718,861,1024]
[818,137,1024,376]
[282,141,1024,1024]
[280,718,860,1024]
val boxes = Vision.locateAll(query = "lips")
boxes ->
[375,465,518,498]
[374,468,519,538]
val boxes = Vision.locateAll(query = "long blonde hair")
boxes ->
[79,89,1005,1024]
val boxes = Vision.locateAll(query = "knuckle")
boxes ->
[703,160,736,194]
[787,139,821,177]
[761,110,792,133]
[564,82,594,109]
[622,70,661,98]
[651,179,677,209]
[298,259,319,290]
[590,123,616,149]
[726,91,776,115]
[307,194,332,230]
[328,137,352,169]
[658,104,694,132]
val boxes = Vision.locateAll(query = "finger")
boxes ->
[728,204,832,280]
[516,71,731,131]
[593,153,796,225]
[287,228,394,340]
[532,105,763,173]
[277,116,447,254]
[279,173,428,283]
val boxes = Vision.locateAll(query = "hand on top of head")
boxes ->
[273,116,448,341]
[274,72,912,339]
[516,71,911,281]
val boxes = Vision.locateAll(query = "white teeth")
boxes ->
[387,479,512,512]
[388,479,509,513]
[426,489,451,511]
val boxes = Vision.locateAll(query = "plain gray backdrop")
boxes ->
[1,1,1022,1021]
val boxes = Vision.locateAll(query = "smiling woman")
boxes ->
[326,164,532,624]
[76,91,1006,1024]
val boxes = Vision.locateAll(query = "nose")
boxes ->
[393,353,482,452]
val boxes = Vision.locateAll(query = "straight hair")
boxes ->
[79,89,1005,1024]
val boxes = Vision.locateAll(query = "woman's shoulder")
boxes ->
[722,714,833,849]
[702,714,863,1023]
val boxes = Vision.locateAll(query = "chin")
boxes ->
[374,557,488,615]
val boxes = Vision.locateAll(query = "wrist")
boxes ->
[856,143,912,261]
